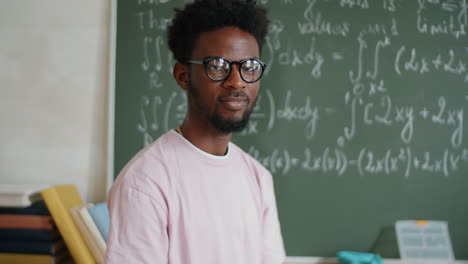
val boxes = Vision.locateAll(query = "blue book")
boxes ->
[87,202,110,242]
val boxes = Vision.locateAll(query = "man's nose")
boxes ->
[223,65,247,90]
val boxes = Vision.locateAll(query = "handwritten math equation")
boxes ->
[132,0,468,178]
[248,146,468,177]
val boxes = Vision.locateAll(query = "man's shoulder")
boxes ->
[229,142,271,176]
[111,131,180,190]
[229,142,276,200]
[126,131,176,167]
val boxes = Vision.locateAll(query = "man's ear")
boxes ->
[173,62,189,91]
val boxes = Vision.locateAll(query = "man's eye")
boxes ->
[243,65,260,72]
[209,64,227,71]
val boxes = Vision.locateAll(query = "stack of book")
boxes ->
[0,185,72,264]
[0,184,110,264]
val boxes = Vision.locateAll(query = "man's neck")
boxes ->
[178,120,231,156]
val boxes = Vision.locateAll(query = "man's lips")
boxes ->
[219,96,248,110]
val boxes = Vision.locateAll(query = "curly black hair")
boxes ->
[167,0,269,63]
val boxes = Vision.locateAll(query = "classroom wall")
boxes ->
[0,0,111,202]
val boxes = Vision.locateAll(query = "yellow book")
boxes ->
[41,185,96,264]
[0,252,72,264]
[0,253,52,264]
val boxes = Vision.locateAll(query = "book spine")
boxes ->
[0,240,63,255]
[0,200,49,216]
[0,215,54,230]
[0,253,52,264]
[0,228,60,242]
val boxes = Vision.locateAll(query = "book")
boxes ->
[0,251,73,264]
[87,202,109,242]
[0,239,66,255]
[0,200,49,216]
[41,184,95,264]
[0,199,59,242]
[70,204,105,264]
[78,205,106,253]
[0,214,54,229]
[0,228,60,242]
[0,184,47,207]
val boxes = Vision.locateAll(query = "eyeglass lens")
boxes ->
[206,57,263,83]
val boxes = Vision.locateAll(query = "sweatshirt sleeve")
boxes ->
[261,170,286,264]
[106,181,169,264]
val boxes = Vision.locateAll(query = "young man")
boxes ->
[106,1,285,263]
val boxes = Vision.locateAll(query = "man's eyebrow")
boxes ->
[201,56,261,60]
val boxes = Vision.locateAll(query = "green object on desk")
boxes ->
[337,251,383,264]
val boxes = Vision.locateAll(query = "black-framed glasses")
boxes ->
[187,56,266,83]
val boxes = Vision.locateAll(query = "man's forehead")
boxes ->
[191,27,260,60]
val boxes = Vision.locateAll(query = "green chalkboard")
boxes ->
[112,0,468,258]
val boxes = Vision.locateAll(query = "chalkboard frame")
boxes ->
[107,0,117,192]
[107,0,468,260]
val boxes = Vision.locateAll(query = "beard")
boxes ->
[210,107,251,133]
[187,79,257,134]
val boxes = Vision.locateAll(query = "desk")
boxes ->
[284,257,468,264]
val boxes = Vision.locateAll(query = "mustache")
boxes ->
[218,91,249,100]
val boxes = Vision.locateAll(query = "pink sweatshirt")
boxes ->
[106,130,285,264]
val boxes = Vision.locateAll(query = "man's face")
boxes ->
[187,27,261,133]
